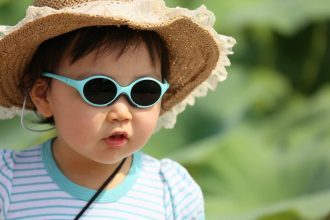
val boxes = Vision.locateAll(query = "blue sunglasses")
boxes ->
[42,72,169,108]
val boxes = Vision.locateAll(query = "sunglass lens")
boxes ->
[131,80,161,106]
[83,78,117,105]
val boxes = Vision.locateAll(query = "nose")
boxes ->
[106,96,133,123]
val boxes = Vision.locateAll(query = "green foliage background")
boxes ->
[1,0,330,219]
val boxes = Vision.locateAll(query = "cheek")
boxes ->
[53,108,98,140]
[52,109,107,152]
[49,88,102,142]
[133,105,160,143]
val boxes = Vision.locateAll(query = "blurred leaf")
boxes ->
[0,0,7,7]
[258,211,302,220]
[0,0,33,25]
[0,114,55,150]
[167,0,330,35]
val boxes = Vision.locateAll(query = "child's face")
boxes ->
[32,42,162,165]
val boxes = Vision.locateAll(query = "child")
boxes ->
[0,0,235,219]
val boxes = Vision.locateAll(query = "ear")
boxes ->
[29,79,53,118]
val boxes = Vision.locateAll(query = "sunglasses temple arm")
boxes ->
[162,80,170,95]
[42,72,81,89]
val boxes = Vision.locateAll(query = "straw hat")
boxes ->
[0,0,235,130]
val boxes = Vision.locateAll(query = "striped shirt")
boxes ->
[0,139,204,220]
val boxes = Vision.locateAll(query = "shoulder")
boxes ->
[140,153,202,193]
[159,158,195,183]
[0,149,15,219]
[140,153,205,219]
[0,148,15,183]
[1,146,41,168]
[0,145,42,184]
[0,146,42,218]
[139,153,194,181]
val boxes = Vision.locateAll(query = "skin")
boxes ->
[30,42,162,189]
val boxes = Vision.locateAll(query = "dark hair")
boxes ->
[19,25,169,124]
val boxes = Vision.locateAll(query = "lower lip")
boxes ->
[104,137,128,148]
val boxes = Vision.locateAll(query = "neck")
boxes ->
[52,139,132,190]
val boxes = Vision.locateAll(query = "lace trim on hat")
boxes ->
[156,34,235,131]
[0,106,21,119]
[0,0,236,130]
[0,25,11,39]
[0,0,215,36]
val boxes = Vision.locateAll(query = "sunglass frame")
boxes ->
[42,72,169,108]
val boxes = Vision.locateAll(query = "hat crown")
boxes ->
[33,0,132,9]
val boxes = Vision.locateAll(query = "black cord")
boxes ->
[74,157,127,220]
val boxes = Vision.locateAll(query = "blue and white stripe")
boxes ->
[0,139,204,219]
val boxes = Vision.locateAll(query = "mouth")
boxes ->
[110,132,128,139]
[104,132,129,148]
